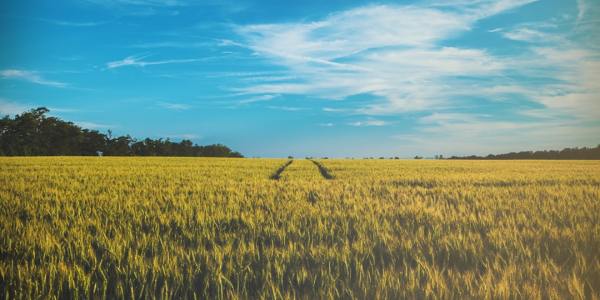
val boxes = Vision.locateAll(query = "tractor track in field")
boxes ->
[310,160,334,180]
[270,160,293,180]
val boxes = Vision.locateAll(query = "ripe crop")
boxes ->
[1,157,599,298]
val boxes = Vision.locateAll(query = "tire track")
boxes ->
[310,160,334,180]
[270,160,293,180]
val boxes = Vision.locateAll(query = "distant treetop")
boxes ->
[0,107,243,157]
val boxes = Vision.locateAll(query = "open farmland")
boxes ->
[1,157,599,299]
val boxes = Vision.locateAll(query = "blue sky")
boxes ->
[1,0,599,157]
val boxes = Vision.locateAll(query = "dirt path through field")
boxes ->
[270,160,293,180]
[310,160,334,179]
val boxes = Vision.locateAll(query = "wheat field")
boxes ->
[1,157,599,299]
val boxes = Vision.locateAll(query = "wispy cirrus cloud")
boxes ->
[0,69,67,88]
[156,101,191,110]
[229,1,599,146]
[0,98,79,116]
[47,107,80,113]
[577,0,587,24]
[349,119,387,127]
[395,112,598,156]
[74,121,116,129]
[129,41,211,49]
[0,98,30,115]
[84,0,188,7]
[40,19,107,27]
[230,2,542,114]
[495,20,562,43]
[106,54,205,69]
[218,0,600,155]
[501,27,550,42]
[165,133,199,139]
[83,0,247,14]
[322,107,349,113]
[426,0,539,15]
[237,94,279,104]
[267,105,307,111]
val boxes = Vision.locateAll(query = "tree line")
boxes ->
[448,145,600,160]
[0,107,243,157]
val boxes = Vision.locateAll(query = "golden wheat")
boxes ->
[1,157,599,299]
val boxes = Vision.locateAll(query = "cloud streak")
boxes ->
[577,0,587,24]
[0,69,67,88]
[106,54,205,69]
[395,113,598,156]
[157,101,191,110]
[267,105,307,111]
[165,133,200,139]
[233,3,597,117]
[41,19,107,27]
[237,94,279,104]
[0,99,30,116]
[225,1,600,151]
[231,3,539,114]
[74,121,116,129]
[349,119,387,127]
[85,0,188,7]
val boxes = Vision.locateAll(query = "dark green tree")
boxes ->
[0,107,243,157]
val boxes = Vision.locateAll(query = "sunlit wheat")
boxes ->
[1,157,599,298]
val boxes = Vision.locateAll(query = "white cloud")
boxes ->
[84,0,247,14]
[349,119,387,127]
[394,112,598,156]
[394,109,600,156]
[266,106,307,111]
[47,107,80,113]
[497,47,600,121]
[419,112,481,124]
[130,41,211,49]
[237,94,278,104]
[236,5,471,62]
[74,121,115,129]
[0,69,67,88]
[225,1,600,153]
[323,107,348,112]
[0,99,30,115]
[477,0,538,18]
[232,2,598,140]
[106,54,204,69]
[85,0,187,7]
[231,2,543,115]
[497,20,564,43]
[533,59,600,120]
[0,99,79,116]
[577,0,587,23]
[157,101,191,110]
[166,133,199,139]
[44,19,106,27]
[502,27,549,42]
